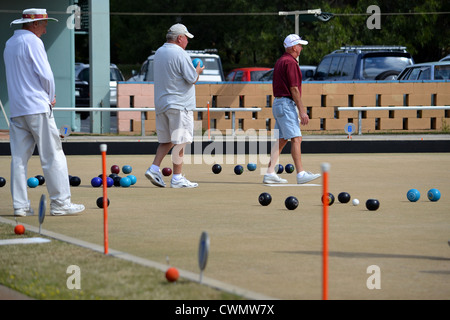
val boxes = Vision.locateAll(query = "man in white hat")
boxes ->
[4,9,85,216]
[263,34,321,185]
[145,24,204,188]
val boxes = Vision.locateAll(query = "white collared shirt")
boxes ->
[4,29,55,118]
[153,43,198,114]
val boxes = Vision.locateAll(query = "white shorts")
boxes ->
[156,109,194,144]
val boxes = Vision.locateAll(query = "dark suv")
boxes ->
[314,46,414,81]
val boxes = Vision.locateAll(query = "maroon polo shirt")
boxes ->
[272,52,302,98]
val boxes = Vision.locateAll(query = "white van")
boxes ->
[128,49,225,82]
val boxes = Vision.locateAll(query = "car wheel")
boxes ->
[375,70,399,80]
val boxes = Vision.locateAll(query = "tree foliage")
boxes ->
[100,0,450,72]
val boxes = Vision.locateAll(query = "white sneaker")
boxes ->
[50,202,85,216]
[145,168,166,187]
[297,171,321,184]
[263,173,288,184]
[14,207,34,217]
[171,176,198,188]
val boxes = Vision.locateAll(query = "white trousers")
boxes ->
[9,112,71,209]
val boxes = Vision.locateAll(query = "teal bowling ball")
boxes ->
[120,177,131,188]
[407,189,420,202]
[27,177,39,188]
[127,175,137,185]
[122,165,132,174]
[427,188,441,202]
[192,58,203,68]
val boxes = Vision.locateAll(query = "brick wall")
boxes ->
[117,82,450,135]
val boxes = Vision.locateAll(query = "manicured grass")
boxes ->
[0,223,241,300]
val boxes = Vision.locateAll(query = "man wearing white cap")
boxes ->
[4,9,85,216]
[145,24,204,188]
[263,34,321,184]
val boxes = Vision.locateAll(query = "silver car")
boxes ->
[128,50,225,82]
[75,63,125,107]
[396,61,450,81]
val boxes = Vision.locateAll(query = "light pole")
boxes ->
[278,9,334,61]
[279,9,323,36]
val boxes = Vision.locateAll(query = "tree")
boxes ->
[103,0,449,71]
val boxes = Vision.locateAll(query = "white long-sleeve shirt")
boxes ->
[153,43,198,114]
[4,29,55,118]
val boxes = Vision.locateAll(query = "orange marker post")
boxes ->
[207,101,211,141]
[321,162,330,300]
[100,144,109,255]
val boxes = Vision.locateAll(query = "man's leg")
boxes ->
[293,135,321,184]
[267,138,288,174]
[290,136,304,173]
[146,143,172,187]
[9,116,35,211]
[146,111,173,187]
[33,113,71,205]
[171,143,185,175]
[152,142,174,167]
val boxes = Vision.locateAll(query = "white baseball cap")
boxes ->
[167,23,194,39]
[283,34,308,48]
[10,8,58,26]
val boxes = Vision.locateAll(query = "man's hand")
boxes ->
[299,111,309,126]
[196,63,205,75]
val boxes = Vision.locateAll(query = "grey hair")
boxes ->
[166,32,179,42]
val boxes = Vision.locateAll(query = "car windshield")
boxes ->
[435,65,450,80]
[259,70,273,81]
[362,56,411,79]
[110,68,124,81]
[76,66,123,82]
[145,56,222,81]
[251,71,270,81]
[200,57,222,76]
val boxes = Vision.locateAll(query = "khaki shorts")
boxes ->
[156,109,194,144]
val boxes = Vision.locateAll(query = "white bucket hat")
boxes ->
[167,23,194,39]
[10,8,58,26]
[283,34,308,48]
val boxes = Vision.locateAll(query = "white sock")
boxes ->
[172,174,182,181]
[266,171,276,176]
[151,165,160,172]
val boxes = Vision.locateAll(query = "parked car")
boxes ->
[396,61,450,81]
[313,46,414,81]
[259,66,317,82]
[128,49,225,82]
[439,55,450,62]
[75,63,125,119]
[226,67,272,82]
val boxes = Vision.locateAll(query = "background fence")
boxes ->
[116,82,450,135]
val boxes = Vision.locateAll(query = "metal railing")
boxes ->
[54,107,261,136]
[337,106,450,135]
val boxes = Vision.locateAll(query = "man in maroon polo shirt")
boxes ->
[263,34,321,184]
